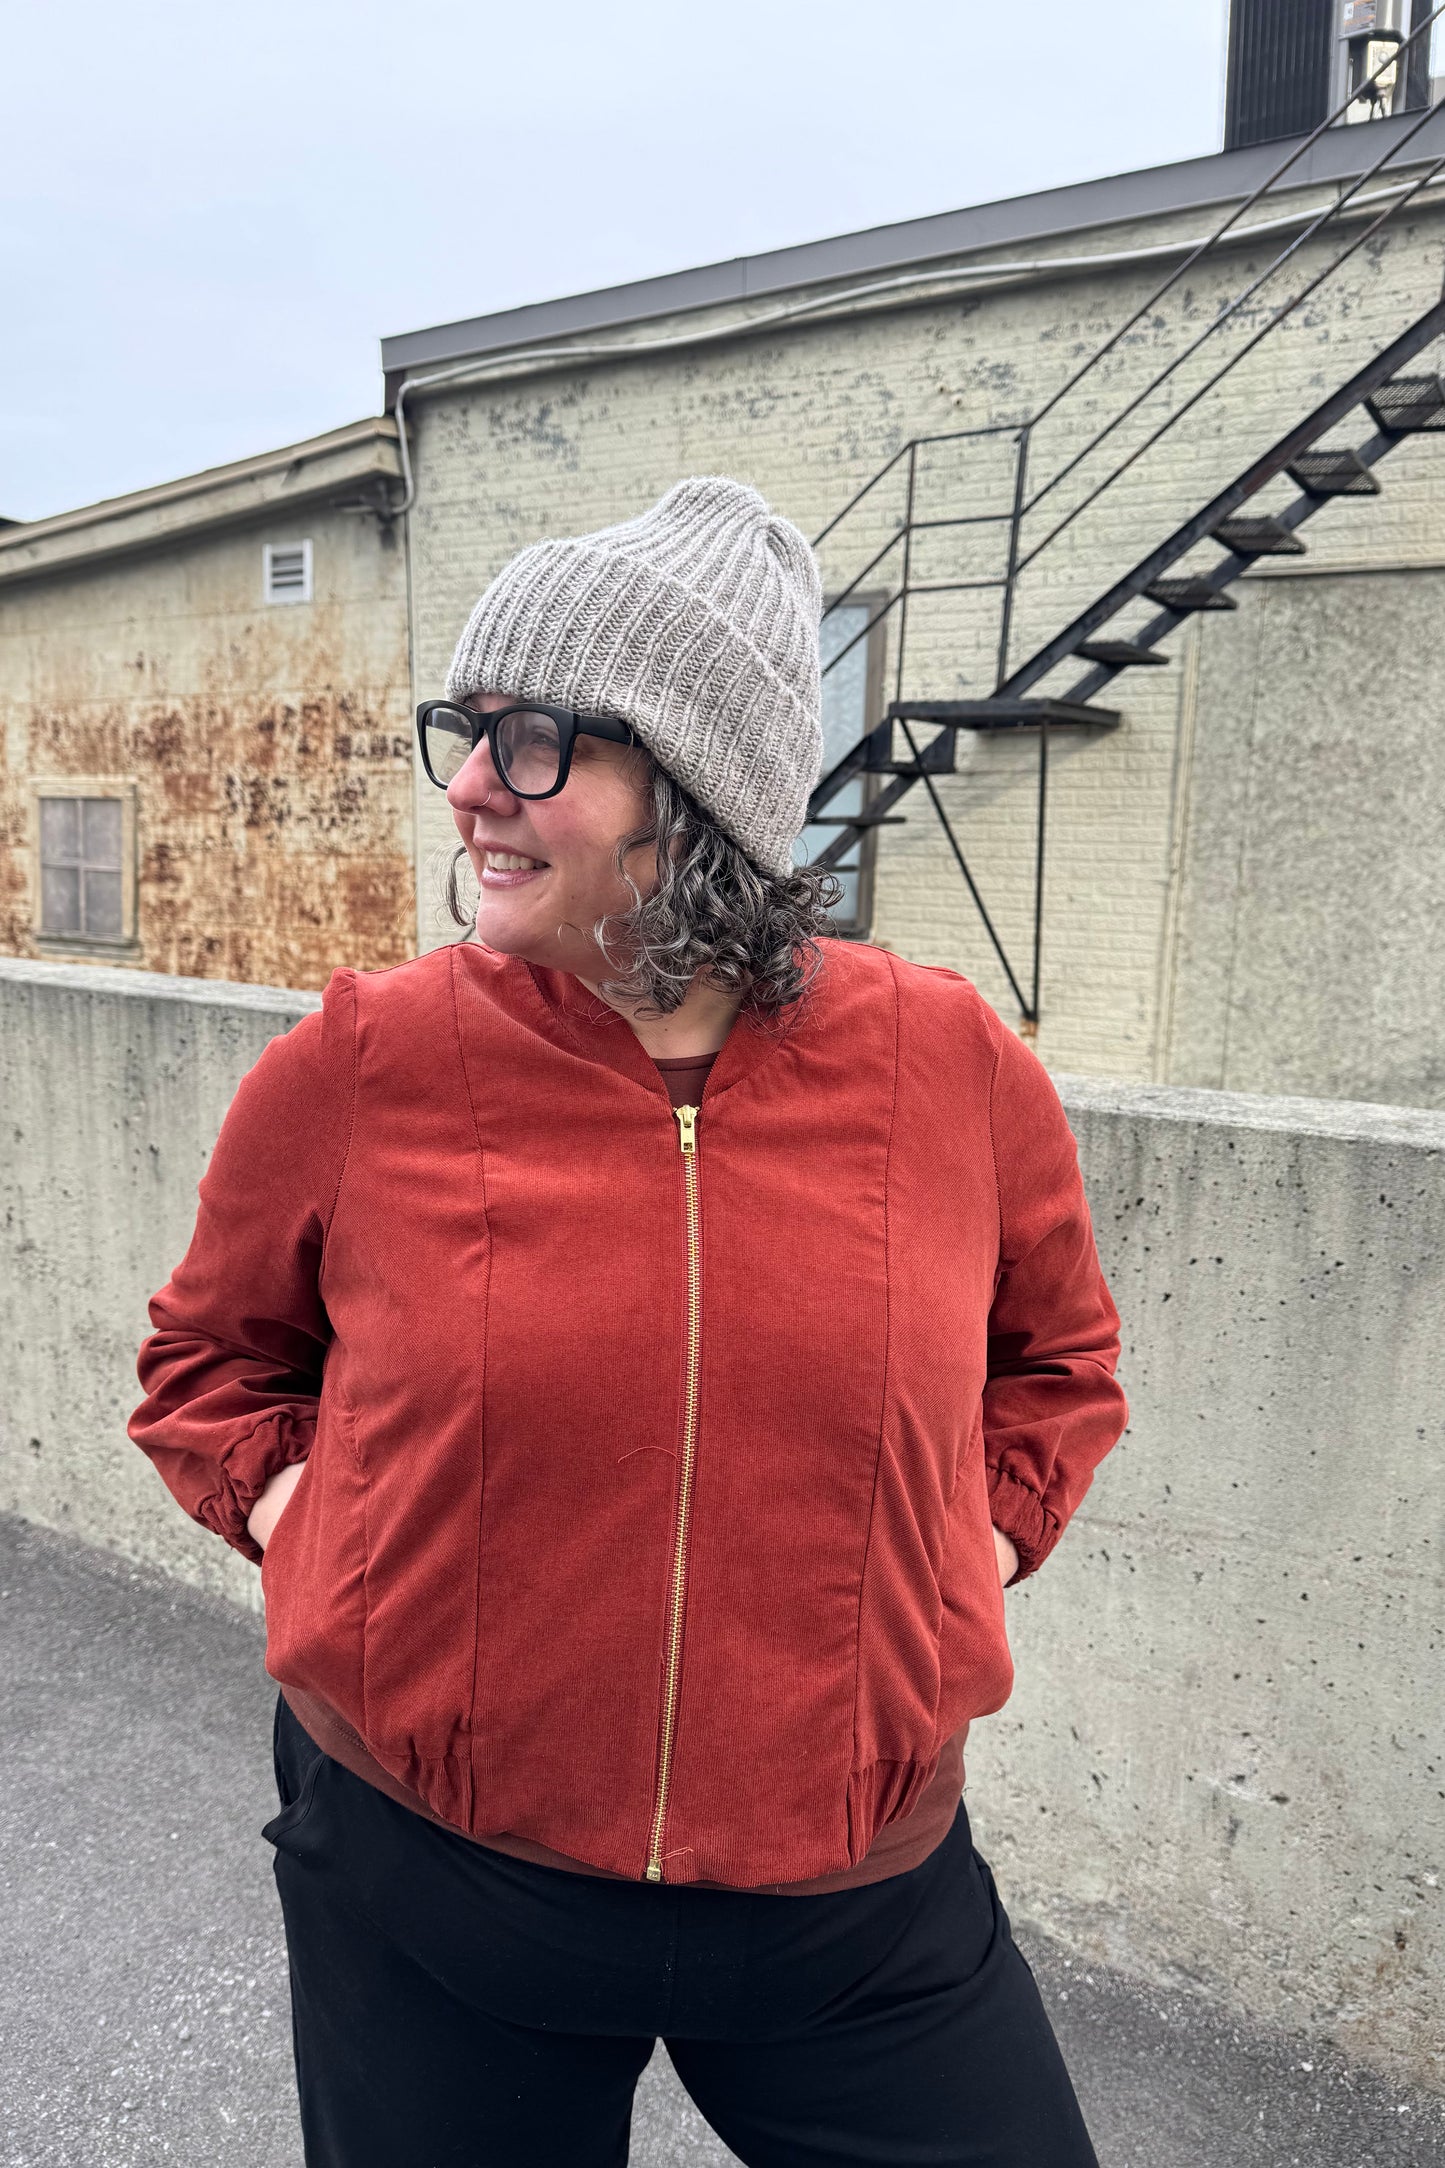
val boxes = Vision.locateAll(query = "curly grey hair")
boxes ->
[442,749,844,1022]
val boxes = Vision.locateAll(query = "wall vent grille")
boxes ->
[263,539,313,604]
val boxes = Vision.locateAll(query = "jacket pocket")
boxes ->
[356,1404,486,1812]
[260,1382,370,1739]
[934,1430,1016,1738]
[257,1448,314,1604]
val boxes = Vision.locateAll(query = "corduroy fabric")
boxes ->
[443,477,824,878]
[127,938,1130,1891]
[269,1037,970,1897]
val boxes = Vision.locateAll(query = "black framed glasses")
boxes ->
[416,699,635,798]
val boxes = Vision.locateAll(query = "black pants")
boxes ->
[264,1689,1099,2168]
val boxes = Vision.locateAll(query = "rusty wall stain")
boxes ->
[2,593,415,989]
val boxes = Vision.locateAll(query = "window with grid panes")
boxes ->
[793,599,880,937]
[38,797,125,939]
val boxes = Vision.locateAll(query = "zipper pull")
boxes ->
[674,1104,698,1156]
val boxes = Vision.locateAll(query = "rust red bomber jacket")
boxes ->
[127,936,1128,1889]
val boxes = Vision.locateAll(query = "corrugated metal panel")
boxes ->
[1225,0,1335,150]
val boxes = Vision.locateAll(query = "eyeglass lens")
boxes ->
[425,706,563,794]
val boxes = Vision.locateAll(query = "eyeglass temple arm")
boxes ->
[586,716,636,744]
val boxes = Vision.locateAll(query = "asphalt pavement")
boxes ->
[2,1510,1441,2168]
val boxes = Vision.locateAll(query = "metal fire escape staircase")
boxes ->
[805,18,1445,1028]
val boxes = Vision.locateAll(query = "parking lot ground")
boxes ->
[3,1511,1441,2168]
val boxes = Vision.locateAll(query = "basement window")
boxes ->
[34,784,137,946]
[263,539,313,604]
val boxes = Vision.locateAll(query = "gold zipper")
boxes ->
[645,1101,702,1882]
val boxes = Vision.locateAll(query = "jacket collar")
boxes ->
[454,938,836,1106]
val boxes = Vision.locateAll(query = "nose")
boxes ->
[446,734,517,815]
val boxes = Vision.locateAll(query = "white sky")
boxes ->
[2,0,1228,522]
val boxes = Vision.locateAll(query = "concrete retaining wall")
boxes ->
[0,956,316,1609]
[2,954,1441,2089]
[966,1071,1444,2094]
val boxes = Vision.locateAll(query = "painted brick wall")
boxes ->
[0,508,413,990]
[405,187,1445,1090]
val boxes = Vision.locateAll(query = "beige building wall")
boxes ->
[399,175,1445,1097]
[0,424,415,992]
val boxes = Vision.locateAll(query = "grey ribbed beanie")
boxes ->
[444,476,824,879]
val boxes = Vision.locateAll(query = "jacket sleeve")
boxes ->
[982,1017,1128,1584]
[126,969,357,1567]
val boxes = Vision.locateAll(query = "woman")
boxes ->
[129,476,1129,2168]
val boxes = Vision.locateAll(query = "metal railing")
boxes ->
[810,3,1445,755]
[810,422,1029,700]
[803,6,1445,1025]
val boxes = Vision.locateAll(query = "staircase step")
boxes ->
[1211,516,1308,556]
[1076,640,1172,666]
[1365,374,1445,433]
[1143,579,1238,612]
[870,763,959,779]
[1286,449,1380,496]
[889,698,1119,729]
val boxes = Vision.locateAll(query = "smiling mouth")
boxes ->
[481,849,548,871]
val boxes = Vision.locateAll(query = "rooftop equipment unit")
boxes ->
[1333,0,1433,119]
[1225,0,1335,148]
[1224,0,1432,147]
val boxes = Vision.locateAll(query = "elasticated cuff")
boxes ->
[202,1412,317,1568]
[986,1464,1062,1584]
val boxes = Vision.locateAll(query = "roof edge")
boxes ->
[381,111,1445,379]
[6,417,398,545]
[0,418,402,588]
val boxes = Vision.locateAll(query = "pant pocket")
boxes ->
[263,1689,329,1847]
